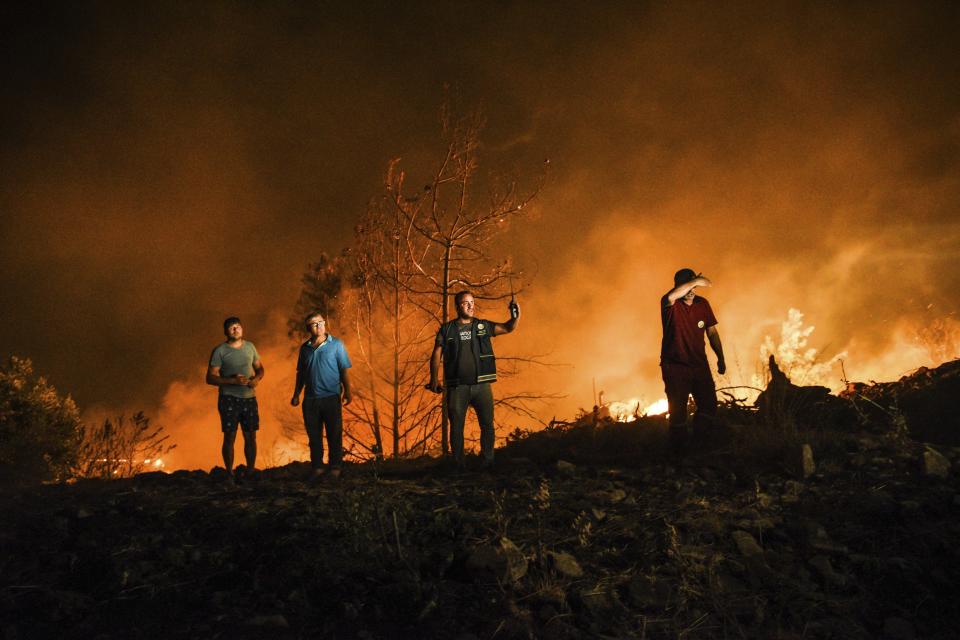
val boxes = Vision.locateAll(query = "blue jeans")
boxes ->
[447,383,495,462]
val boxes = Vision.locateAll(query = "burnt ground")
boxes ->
[2,363,960,639]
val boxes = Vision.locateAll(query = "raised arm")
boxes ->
[492,301,521,336]
[664,276,712,306]
[706,325,726,375]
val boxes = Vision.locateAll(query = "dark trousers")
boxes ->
[302,395,343,468]
[447,383,495,462]
[662,363,718,429]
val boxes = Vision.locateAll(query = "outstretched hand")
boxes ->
[717,359,727,375]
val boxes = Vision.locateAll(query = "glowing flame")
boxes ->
[644,398,669,416]
[607,398,669,422]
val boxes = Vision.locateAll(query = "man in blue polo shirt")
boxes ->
[290,310,352,479]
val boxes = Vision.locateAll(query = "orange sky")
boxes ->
[2,2,958,469]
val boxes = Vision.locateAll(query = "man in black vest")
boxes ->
[429,290,520,467]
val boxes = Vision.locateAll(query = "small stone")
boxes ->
[808,555,845,587]
[883,616,915,640]
[626,576,673,609]
[607,489,627,503]
[577,586,622,619]
[714,571,748,594]
[556,460,576,476]
[546,550,584,578]
[591,507,607,521]
[922,448,951,478]
[466,537,528,583]
[244,615,289,628]
[800,444,816,478]
[783,480,804,496]
[899,500,921,513]
[731,530,764,559]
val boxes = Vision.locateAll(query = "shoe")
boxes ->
[328,468,342,480]
[310,468,327,482]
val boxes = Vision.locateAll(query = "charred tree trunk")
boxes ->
[392,221,402,459]
[439,241,452,456]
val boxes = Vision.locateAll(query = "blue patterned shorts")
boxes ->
[217,395,260,432]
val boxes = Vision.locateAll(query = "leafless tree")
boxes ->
[344,198,441,458]
[384,105,554,454]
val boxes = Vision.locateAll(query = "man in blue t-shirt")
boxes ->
[206,316,265,478]
[290,310,352,479]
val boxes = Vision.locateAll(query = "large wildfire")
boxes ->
[3,2,959,480]
[581,305,958,427]
[149,302,960,471]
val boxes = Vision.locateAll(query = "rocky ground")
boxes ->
[3,362,960,639]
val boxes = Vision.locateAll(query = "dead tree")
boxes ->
[345,199,438,458]
[385,106,550,455]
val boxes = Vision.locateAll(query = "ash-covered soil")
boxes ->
[3,363,960,639]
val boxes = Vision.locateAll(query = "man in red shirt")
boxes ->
[661,268,726,452]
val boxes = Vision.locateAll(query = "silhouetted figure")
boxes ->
[206,317,264,478]
[660,269,726,453]
[290,311,352,480]
[429,291,520,468]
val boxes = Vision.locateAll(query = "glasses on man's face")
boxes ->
[308,321,325,327]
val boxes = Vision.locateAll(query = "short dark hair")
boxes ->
[303,310,325,324]
[673,269,697,287]
[454,290,473,306]
[223,316,242,334]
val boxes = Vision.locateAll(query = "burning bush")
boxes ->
[76,411,175,479]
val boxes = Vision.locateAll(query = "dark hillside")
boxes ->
[2,361,960,639]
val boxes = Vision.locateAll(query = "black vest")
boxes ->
[439,318,497,386]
